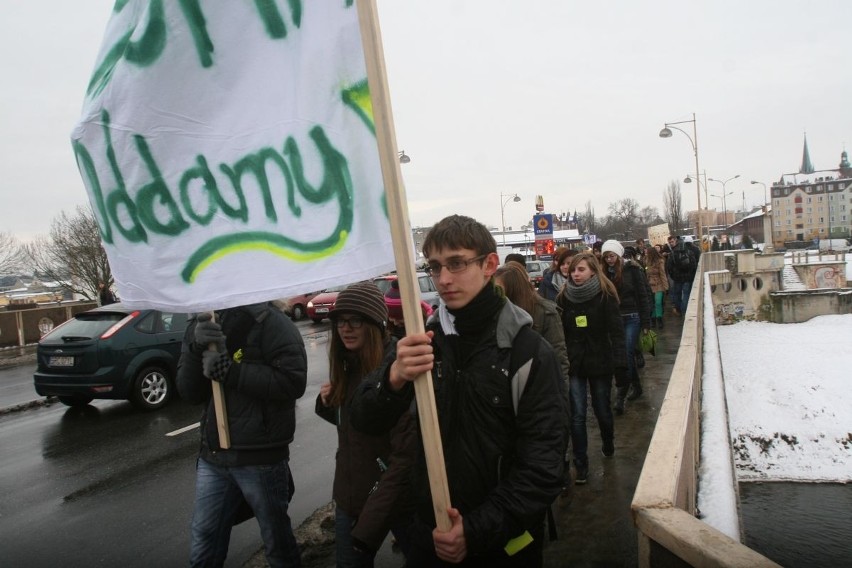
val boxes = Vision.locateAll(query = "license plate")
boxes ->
[49,356,74,367]
[315,308,329,314]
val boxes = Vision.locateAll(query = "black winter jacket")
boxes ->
[314,339,417,552]
[558,292,627,381]
[349,301,566,563]
[606,262,652,330]
[177,303,307,465]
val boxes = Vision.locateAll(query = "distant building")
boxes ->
[770,137,852,248]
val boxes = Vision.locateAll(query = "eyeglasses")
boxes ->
[335,316,364,329]
[425,255,486,276]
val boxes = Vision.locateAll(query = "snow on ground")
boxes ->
[717,314,852,482]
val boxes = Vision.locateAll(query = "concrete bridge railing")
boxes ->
[630,260,781,568]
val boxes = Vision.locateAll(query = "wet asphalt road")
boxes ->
[0,320,338,568]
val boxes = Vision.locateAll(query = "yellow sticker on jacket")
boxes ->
[504,531,533,556]
[575,315,588,327]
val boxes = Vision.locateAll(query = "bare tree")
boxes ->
[582,200,596,233]
[638,206,661,226]
[663,180,685,234]
[0,231,23,275]
[23,206,112,300]
[607,198,640,239]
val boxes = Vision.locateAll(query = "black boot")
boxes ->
[613,387,628,415]
[657,316,664,330]
[626,380,643,401]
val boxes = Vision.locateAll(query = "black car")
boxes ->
[34,304,189,411]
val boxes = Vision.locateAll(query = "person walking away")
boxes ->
[643,246,669,329]
[495,262,570,381]
[600,240,651,412]
[665,235,700,317]
[177,302,307,567]
[98,281,117,305]
[350,215,567,567]
[556,252,626,484]
[315,282,417,567]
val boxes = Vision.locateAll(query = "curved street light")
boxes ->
[659,113,703,238]
[750,180,767,207]
[709,175,740,229]
[398,150,410,164]
[500,193,521,245]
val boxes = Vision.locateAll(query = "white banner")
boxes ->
[647,223,671,246]
[71,1,394,312]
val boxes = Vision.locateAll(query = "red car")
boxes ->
[284,292,318,321]
[306,284,348,323]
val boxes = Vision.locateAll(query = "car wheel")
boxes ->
[130,366,172,411]
[311,318,324,324]
[58,395,93,407]
[291,304,305,320]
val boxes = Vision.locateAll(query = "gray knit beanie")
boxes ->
[331,282,388,328]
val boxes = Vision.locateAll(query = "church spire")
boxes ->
[840,147,850,169]
[800,133,815,174]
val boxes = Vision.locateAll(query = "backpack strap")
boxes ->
[508,325,540,415]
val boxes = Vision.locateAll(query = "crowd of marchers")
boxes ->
[173,214,699,568]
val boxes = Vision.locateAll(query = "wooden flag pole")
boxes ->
[208,312,231,449]
[356,0,452,531]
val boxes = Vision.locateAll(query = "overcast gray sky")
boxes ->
[3,0,850,243]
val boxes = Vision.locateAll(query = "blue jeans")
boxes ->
[190,457,301,568]
[334,507,375,568]
[569,374,614,466]
[622,313,640,386]
[670,279,693,314]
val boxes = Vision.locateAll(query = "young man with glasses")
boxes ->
[351,215,567,567]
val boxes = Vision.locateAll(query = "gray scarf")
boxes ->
[563,274,602,304]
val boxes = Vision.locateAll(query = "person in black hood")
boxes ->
[178,302,307,567]
[350,215,566,567]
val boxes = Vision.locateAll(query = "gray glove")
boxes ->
[194,313,225,350]
[202,350,233,383]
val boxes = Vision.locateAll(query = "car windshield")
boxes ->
[372,278,395,294]
[322,284,349,293]
[43,313,125,341]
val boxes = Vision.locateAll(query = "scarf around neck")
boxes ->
[440,280,506,336]
[564,274,602,304]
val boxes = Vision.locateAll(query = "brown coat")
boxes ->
[645,258,669,293]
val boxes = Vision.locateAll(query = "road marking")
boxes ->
[166,422,200,437]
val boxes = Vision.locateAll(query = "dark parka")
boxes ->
[349,301,566,564]
[314,340,417,552]
[665,240,701,283]
[607,262,652,331]
[177,303,307,462]
[558,291,627,382]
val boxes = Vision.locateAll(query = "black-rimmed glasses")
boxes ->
[425,255,486,276]
[335,316,364,329]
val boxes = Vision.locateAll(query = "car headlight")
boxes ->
[307,301,314,308]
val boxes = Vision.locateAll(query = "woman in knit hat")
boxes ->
[600,240,651,414]
[315,281,416,566]
[556,252,626,484]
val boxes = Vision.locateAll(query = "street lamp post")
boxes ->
[709,175,739,229]
[500,193,521,245]
[750,180,767,208]
[659,112,703,239]
[684,170,708,232]
[750,180,774,252]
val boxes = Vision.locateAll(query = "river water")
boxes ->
[739,482,852,567]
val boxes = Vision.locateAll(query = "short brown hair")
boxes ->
[422,215,496,258]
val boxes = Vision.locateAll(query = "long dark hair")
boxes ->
[328,321,386,408]
[495,262,537,316]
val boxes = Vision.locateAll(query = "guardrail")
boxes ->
[0,302,98,349]
[630,261,781,567]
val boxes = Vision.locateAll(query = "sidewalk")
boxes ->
[246,312,682,567]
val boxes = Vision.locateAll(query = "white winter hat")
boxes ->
[601,240,624,258]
